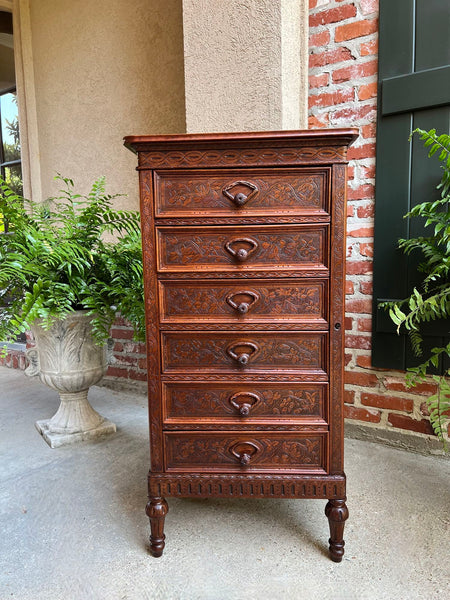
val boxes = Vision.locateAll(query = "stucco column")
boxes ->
[182,0,309,133]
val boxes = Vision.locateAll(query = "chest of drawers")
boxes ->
[125,129,357,562]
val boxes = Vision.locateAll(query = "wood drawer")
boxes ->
[156,224,328,275]
[154,168,330,218]
[162,382,327,422]
[164,432,327,473]
[159,279,328,326]
[161,331,327,374]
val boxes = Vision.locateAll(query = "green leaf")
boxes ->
[0,175,145,344]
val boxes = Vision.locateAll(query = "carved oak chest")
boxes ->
[125,129,357,562]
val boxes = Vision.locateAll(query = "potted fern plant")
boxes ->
[0,175,145,447]
[386,128,450,448]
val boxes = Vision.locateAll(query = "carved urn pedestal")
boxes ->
[25,311,116,448]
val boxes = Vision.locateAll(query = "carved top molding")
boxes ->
[125,129,358,169]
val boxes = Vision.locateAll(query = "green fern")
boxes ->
[0,175,145,347]
[385,128,450,448]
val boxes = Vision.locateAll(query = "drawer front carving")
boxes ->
[163,382,327,420]
[164,432,327,472]
[159,279,328,324]
[156,225,328,273]
[161,332,327,373]
[154,168,329,217]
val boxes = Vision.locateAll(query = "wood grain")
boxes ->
[157,224,328,273]
[162,381,327,421]
[164,432,327,472]
[161,331,327,373]
[159,279,328,325]
[154,167,329,218]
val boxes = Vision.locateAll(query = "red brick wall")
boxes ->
[0,348,27,370]
[107,316,147,382]
[309,0,444,440]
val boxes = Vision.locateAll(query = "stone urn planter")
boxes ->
[25,311,116,448]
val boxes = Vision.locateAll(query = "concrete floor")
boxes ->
[1,366,449,600]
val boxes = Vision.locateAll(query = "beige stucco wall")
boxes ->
[182,0,308,133]
[28,0,185,207]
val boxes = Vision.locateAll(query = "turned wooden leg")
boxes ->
[325,498,348,563]
[146,497,169,557]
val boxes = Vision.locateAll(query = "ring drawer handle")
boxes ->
[229,441,261,466]
[226,341,260,366]
[222,180,259,207]
[226,290,260,314]
[229,392,261,416]
[224,237,258,262]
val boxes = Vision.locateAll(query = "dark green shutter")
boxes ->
[372,0,450,372]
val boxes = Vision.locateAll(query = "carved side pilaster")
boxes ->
[329,164,347,473]
[139,170,163,471]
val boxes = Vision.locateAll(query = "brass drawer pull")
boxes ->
[224,237,258,262]
[226,341,260,366]
[222,180,259,207]
[229,441,261,466]
[226,290,260,314]
[229,392,261,416]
